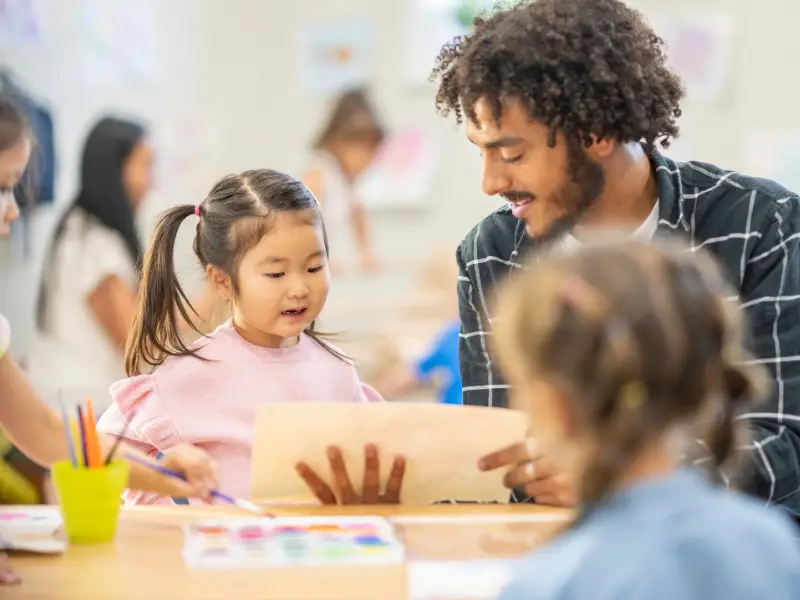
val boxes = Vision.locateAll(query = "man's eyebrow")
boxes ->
[467,135,526,149]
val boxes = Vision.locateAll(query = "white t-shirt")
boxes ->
[28,208,137,411]
[562,200,660,251]
[305,151,357,265]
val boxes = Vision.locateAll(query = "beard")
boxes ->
[525,137,606,251]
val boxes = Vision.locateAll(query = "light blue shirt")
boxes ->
[498,469,800,600]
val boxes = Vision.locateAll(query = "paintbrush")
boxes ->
[122,452,265,515]
[104,421,130,466]
[103,403,142,466]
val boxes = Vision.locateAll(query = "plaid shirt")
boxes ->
[457,151,800,515]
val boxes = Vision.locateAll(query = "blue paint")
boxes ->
[354,535,388,546]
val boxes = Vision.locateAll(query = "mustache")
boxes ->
[501,191,534,203]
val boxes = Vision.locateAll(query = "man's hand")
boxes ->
[478,438,576,507]
[295,444,405,505]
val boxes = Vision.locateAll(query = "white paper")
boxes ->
[250,403,529,504]
[407,559,518,600]
[297,20,373,94]
[0,0,43,48]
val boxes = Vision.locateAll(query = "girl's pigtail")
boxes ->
[125,205,199,375]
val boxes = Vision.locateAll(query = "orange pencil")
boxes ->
[85,398,102,468]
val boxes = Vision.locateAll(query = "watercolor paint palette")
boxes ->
[182,516,405,569]
[0,507,67,554]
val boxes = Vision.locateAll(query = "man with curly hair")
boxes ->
[433,0,800,517]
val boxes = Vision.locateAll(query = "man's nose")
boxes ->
[481,157,513,197]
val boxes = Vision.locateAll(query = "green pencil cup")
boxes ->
[51,459,129,544]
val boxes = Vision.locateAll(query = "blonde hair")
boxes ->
[492,234,768,507]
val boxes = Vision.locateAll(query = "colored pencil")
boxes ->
[69,418,82,466]
[85,398,102,468]
[122,452,266,515]
[76,405,90,467]
[57,392,78,468]
[103,430,127,466]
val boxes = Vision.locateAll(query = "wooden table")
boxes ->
[5,504,569,600]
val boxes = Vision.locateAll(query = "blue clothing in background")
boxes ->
[415,320,462,405]
[498,469,800,600]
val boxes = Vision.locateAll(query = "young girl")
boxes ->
[96,168,405,505]
[0,95,217,584]
[492,238,800,599]
[30,117,150,411]
[303,89,384,274]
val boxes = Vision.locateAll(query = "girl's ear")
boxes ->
[206,265,233,301]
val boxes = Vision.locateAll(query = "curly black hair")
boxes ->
[430,0,684,150]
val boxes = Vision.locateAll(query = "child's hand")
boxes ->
[159,445,219,500]
[0,552,20,585]
[295,444,405,504]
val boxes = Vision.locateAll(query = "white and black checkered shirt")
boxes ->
[457,151,800,516]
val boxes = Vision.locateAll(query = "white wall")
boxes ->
[2,0,799,356]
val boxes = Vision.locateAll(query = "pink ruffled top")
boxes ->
[96,319,382,505]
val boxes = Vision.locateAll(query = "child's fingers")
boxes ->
[161,447,217,498]
[184,454,219,490]
[167,469,211,499]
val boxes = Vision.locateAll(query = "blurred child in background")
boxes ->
[30,117,151,410]
[0,94,217,585]
[97,169,405,505]
[303,89,384,274]
[493,238,800,600]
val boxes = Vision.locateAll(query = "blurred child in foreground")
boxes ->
[493,237,800,600]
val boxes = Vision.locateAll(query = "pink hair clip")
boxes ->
[194,204,201,217]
